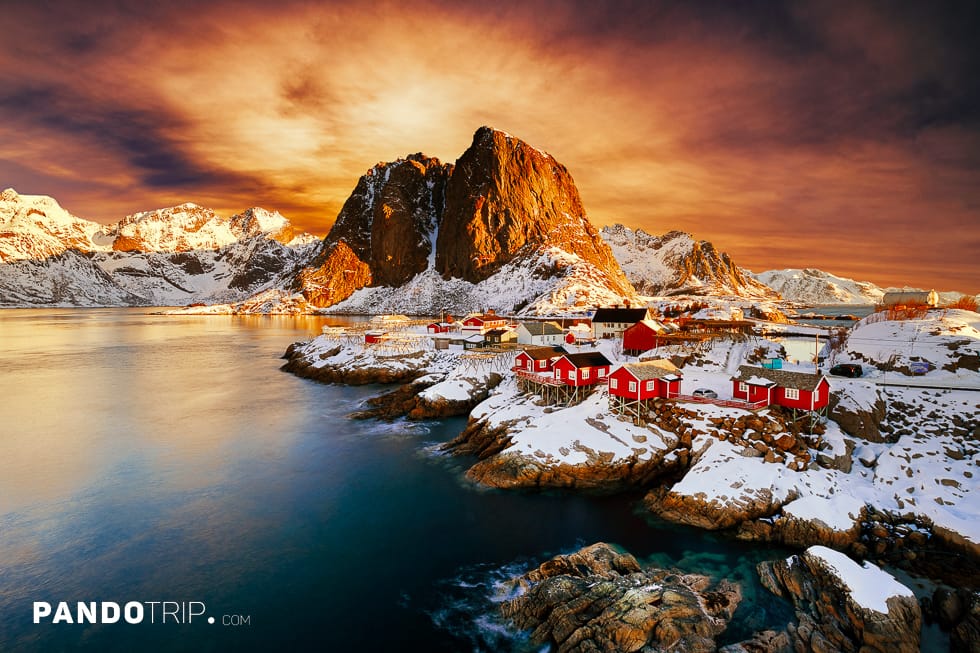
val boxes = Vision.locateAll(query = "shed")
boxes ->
[731,365,830,413]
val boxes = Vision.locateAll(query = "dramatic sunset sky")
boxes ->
[1,0,977,292]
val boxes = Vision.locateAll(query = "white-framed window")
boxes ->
[568,370,577,381]
[738,382,748,393]
[784,387,800,400]
[610,378,618,389]
[582,368,590,379]
[598,368,606,378]
[646,380,655,391]
[628,381,637,393]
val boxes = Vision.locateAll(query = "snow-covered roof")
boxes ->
[619,359,682,381]
[733,365,825,391]
[627,319,666,333]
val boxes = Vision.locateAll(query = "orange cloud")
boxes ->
[1,0,977,292]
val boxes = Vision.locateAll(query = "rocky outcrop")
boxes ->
[442,414,686,491]
[500,542,742,653]
[829,386,888,442]
[293,241,372,307]
[645,485,791,531]
[279,343,428,385]
[758,547,921,653]
[348,373,504,421]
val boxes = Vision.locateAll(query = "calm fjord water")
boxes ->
[0,309,791,652]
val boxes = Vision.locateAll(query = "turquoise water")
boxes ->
[0,309,792,651]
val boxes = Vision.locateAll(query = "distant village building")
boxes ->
[461,310,508,333]
[365,329,386,344]
[485,327,518,345]
[608,359,683,423]
[881,290,939,308]
[564,323,595,346]
[731,365,830,417]
[591,307,651,339]
[516,321,564,346]
[622,319,667,355]
[427,317,458,334]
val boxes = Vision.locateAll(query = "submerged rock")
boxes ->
[500,542,742,652]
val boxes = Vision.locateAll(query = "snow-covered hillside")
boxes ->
[322,245,632,316]
[828,309,980,381]
[601,225,777,299]
[753,268,883,305]
[0,188,321,307]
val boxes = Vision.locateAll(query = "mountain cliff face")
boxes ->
[752,268,884,305]
[294,127,635,315]
[0,188,320,307]
[601,225,779,299]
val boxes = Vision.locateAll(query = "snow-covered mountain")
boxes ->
[0,188,321,307]
[752,268,884,305]
[600,225,778,299]
[291,127,637,315]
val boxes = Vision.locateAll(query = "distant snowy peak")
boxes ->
[0,188,323,307]
[753,268,883,305]
[0,188,102,262]
[601,225,778,299]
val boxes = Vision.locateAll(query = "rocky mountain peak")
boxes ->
[435,127,632,293]
[601,224,779,299]
[294,127,636,312]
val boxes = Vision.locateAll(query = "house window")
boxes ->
[568,370,577,381]
[610,378,618,389]
[646,380,655,391]
[738,382,748,393]
[582,368,590,379]
[628,381,637,392]
[784,388,800,400]
[598,368,606,378]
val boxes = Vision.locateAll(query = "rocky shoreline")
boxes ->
[281,335,980,646]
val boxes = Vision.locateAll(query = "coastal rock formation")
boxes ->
[602,225,779,299]
[500,542,742,652]
[758,546,921,653]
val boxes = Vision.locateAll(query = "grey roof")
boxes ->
[619,360,681,380]
[520,321,564,336]
[733,365,826,391]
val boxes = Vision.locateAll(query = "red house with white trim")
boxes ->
[514,346,565,374]
[608,360,682,400]
[622,319,667,355]
[731,365,830,411]
[552,351,612,387]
